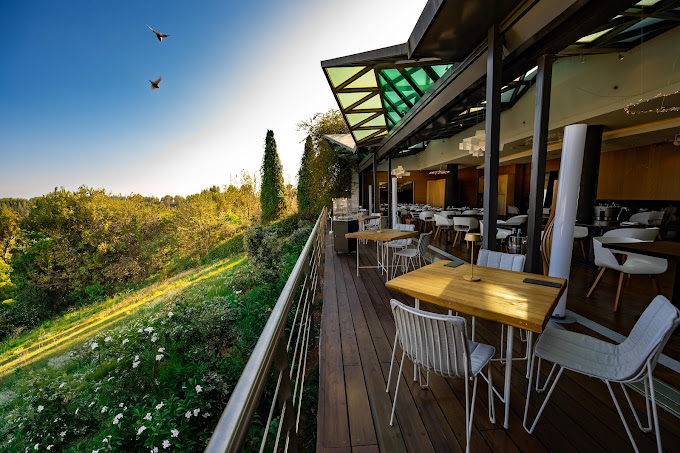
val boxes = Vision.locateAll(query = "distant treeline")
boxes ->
[0,179,268,339]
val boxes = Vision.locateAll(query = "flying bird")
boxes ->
[146,24,170,42]
[149,76,162,90]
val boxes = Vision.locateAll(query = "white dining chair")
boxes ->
[523,295,680,453]
[587,232,667,311]
[433,213,454,241]
[480,220,512,247]
[573,225,589,260]
[392,231,432,278]
[387,223,416,274]
[507,205,520,215]
[629,211,664,226]
[419,210,434,232]
[386,299,496,453]
[453,217,480,247]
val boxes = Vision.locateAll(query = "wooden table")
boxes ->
[345,229,419,282]
[603,241,680,309]
[386,260,566,428]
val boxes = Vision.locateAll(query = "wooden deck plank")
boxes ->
[319,231,680,453]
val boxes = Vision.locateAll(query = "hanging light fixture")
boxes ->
[459,130,486,157]
[391,165,411,178]
[429,165,450,175]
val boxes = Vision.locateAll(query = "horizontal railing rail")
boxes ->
[205,208,326,453]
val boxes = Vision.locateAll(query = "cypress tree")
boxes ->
[297,135,314,212]
[260,130,287,223]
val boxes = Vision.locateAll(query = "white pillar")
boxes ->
[549,124,587,318]
[368,185,373,213]
[392,177,398,227]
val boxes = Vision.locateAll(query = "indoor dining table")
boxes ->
[386,260,566,428]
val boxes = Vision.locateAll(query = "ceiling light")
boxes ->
[618,52,625,61]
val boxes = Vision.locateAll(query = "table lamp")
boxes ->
[463,232,481,282]
[377,213,382,232]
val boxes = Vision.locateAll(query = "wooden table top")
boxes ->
[345,229,419,242]
[385,261,567,333]
[603,241,680,261]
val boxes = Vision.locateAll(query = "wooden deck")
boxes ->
[317,232,680,452]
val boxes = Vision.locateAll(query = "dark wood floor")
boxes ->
[317,231,680,452]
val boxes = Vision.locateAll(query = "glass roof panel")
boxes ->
[405,67,434,91]
[353,129,379,140]
[345,70,378,89]
[346,112,375,125]
[338,92,372,109]
[326,67,365,87]
[623,17,664,33]
[353,94,383,110]
[577,27,614,43]
[432,65,451,78]
[501,88,516,103]
[636,0,661,5]
[362,116,387,127]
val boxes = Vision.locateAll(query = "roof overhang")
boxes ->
[323,134,357,154]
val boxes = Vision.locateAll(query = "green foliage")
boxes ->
[0,208,20,261]
[260,130,287,224]
[0,214,316,451]
[297,136,315,213]
[296,109,353,211]
[0,198,34,218]
[0,259,15,302]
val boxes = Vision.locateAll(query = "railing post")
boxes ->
[274,336,299,452]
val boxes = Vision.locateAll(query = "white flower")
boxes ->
[91,342,99,350]
[138,328,143,333]
[157,347,165,353]
[133,361,140,369]
[89,401,95,407]
[101,406,108,413]
[134,355,140,361]
[58,382,66,389]
[102,438,109,443]
[195,384,202,393]
[93,450,100,453]
[37,405,44,413]
[171,429,179,438]
[104,336,112,342]
[162,439,171,449]
[155,402,164,410]
[150,448,158,453]
[144,412,152,421]
[193,408,200,417]
[151,335,158,343]
[155,354,163,361]
[235,290,242,295]
[119,403,124,407]
[60,431,66,439]
[167,312,173,318]
[75,407,79,414]
[185,410,191,419]
[47,446,54,451]
[122,338,129,345]
[113,413,123,425]
[144,327,154,333]
[137,425,147,435]
[202,412,210,418]
[34,444,39,451]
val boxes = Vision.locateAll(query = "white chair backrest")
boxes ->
[419,211,434,221]
[454,216,478,230]
[392,223,416,246]
[434,213,453,227]
[391,299,470,379]
[630,211,664,226]
[368,213,381,227]
[506,215,528,224]
[604,228,658,241]
[477,249,525,272]
[417,231,433,255]
[507,205,520,215]
[573,226,589,238]
[592,236,641,270]
[462,210,479,215]
[440,210,457,216]
[616,296,680,380]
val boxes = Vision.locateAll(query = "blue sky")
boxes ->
[0,0,424,198]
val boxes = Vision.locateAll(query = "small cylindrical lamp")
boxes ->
[464,232,481,282]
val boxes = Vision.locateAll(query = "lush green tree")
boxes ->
[260,130,287,223]
[297,136,314,212]
[0,258,14,301]
[0,198,34,217]
[0,207,21,261]
[297,109,353,211]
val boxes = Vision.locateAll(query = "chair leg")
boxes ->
[587,267,607,298]
[604,378,659,453]
[386,332,398,393]
[614,271,625,312]
[487,367,496,425]
[650,275,660,295]
[471,317,476,341]
[523,359,565,434]
[390,351,406,426]
[464,374,479,453]
[580,239,587,260]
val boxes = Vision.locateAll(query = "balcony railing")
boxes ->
[205,208,326,453]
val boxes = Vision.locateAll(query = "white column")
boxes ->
[549,124,587,318]
[392,177,398,227]
[368,185,373,213]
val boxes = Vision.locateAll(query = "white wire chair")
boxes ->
[523,295,680,453]
[386,299,496,453]
[392,231,432,278]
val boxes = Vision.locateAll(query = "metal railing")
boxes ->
[205,208,326,453]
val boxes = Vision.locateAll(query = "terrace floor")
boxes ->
[317,229,680,452]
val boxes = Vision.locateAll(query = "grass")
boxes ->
[0,254,245,379]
